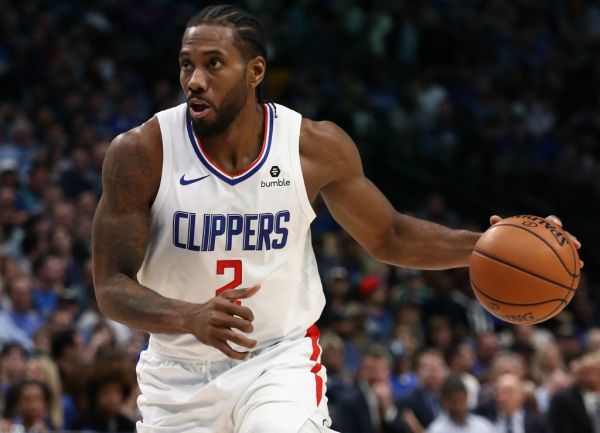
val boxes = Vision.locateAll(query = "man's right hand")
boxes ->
[184,284,261,360]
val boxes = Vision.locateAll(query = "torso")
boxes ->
[136,102,327,360]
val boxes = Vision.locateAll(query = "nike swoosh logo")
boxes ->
[180,174,210,185]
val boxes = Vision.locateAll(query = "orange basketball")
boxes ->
[469,215,580,325]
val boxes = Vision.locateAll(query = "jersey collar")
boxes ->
[185,103,275,186]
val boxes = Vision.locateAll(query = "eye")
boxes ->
[180,59,192,70]
[208,58,223,69]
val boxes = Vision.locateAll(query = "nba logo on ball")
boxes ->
[469,215,580,325]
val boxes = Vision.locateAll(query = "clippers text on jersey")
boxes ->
[172,211,290,251]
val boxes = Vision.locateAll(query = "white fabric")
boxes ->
[298,415,340,433]
[137,102,324,360]
[460,372,480,409]
[136,334,329,433]
[427,413,495,433]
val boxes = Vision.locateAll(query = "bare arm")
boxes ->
[302,120,480,270]
[92,118,192,332]
[92,119,257,359]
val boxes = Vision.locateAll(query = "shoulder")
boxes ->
[300,118,357,161]
[107,116,161,162]
[469,414,494,427]
[426,417,445,433]
[299,118,363,189]
[102,116,162,206]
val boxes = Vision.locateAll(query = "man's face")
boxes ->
[360,356,390,386]
[179,25,250,138]
[418,354,447,392]
[10,277,33,312]
[496,374,525,415]
[443,390,468,424]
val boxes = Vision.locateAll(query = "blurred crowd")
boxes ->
[1,0,600,432]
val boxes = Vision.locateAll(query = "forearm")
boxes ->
[375,213,482,270]
[96,273,193,334]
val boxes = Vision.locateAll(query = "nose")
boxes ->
[188,67,208,93]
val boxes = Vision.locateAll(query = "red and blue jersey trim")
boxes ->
[185,103,275,186]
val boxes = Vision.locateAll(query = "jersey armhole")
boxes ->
[150,113,173,216]
[289,113,317,222]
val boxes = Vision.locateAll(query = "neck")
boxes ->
[451,414,466,425]
[200,100,264,174]
[22,416,37,429]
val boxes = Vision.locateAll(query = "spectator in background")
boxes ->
[24,355,64,431]
[59,147,95,199]
[330,302,367,375]
[509,325,536,361]
[446,342,479,409]
[0,311,32,350]
[320,331,352,420]
[335,345,409,433]
[6,273,43,338]
[397,349,448,431]
[16,163,49,214]
[4,380,53,433]
[360,275,394,342]
[0,343,27,397]
[547,350,600,433]
[479,352,530,407]
[390,269,431,306]
[394,302,424,344]
[73,360,136,433]
[31,254,65,318]
[427,375,494,433]
[49,226,80,287]
[50,329,83,429]
[530,343,571,413]
[585,328,600,353]
[474,333,499,379]
[321,266,351,328]
[389,326,419,398]
[425,315,454,353]
[475,373,546,433]
[0,182,27,259]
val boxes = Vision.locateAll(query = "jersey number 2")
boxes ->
[216,260,242,305]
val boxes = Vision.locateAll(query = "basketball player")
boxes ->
[91,5,581,433]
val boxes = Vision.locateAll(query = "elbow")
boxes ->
[94,285,109,316]
[370,239,400,265]
[93,280,114,318]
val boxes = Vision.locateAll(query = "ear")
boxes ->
[248,56,266,90]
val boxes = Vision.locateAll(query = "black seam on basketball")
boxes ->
[472,250,576,292]
[527,301,566,324]
[489,223,578,278]
[471,278,567,324]
[470,279,566,306]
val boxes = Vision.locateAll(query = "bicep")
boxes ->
[92,129,159,285]
[321,170,396,257]
[92,197,150,283]
[303,119,396,257]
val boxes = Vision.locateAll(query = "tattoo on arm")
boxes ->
[103,140,153,213]
[93,131,188,334]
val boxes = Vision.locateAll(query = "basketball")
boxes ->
[469,215,580,325]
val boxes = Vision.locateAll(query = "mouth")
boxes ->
[188,101,211,119]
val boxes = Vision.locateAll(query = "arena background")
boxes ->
[0,0,599,432]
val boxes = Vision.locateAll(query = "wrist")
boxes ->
[175,300,197,334]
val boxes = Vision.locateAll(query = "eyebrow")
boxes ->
[179,49,226,58]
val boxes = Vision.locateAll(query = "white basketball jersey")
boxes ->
[137,102,325,360]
